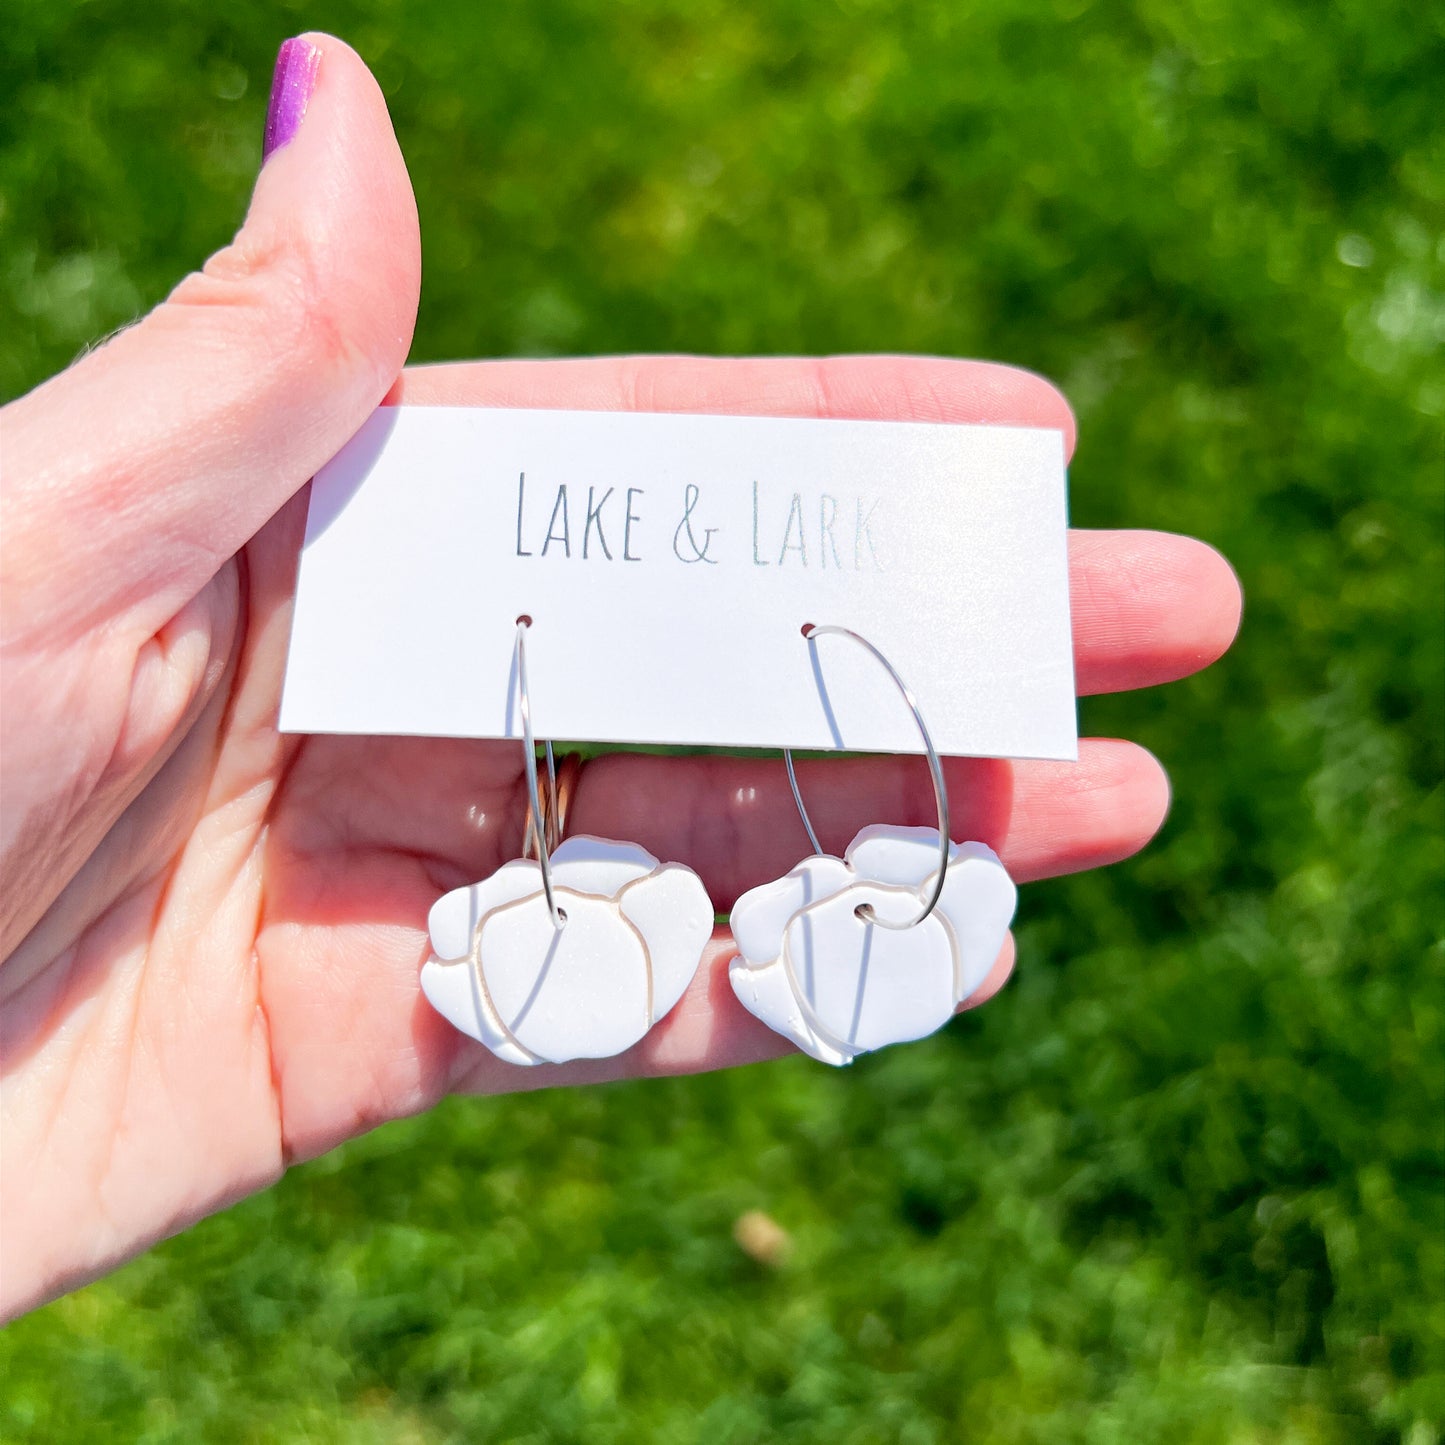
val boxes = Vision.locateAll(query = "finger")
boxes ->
[959,932,1017,1011]
[1071,530,1241,694]
[271,734,1167,910]
[567,739,1171,907]
[2,34,420,642]
[393,353,1077,452]
[395,359,1238,693]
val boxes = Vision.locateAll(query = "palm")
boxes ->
[3,491,520,1276]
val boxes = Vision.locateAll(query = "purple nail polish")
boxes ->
[262,38,321,161]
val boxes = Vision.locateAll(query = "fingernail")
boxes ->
[262,37,322,161]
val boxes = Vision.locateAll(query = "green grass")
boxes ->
[3,0,1443,1440]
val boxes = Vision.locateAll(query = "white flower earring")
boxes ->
[421,619,714,1065]
[728,625,1017,1066]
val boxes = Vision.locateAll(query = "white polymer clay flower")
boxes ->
[728,824,1017,1066]
[421,836,712,1066]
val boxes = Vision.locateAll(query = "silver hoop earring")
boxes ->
[728,624,1017,1066]
[421,619,714,1066]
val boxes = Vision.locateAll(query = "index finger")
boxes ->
[392,353,1079,453]
[392,354,1240,696]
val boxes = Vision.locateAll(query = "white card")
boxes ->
[280,406,1076,760]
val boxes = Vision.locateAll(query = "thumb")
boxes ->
[2,33,421,640]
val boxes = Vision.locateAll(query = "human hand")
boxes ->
[0,34,1241,1320]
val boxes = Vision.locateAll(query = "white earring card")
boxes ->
[280,405,1076,761]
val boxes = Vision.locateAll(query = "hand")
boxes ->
[0,33,1241,1320]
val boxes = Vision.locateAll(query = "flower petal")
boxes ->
[729,855,854,965]
[478,889,651,1062]
[845,824,956,888]
[549,835,658,895]
[616,864,713,1023]
[926,843,1017,1002]
[782,882,957,1053]
[427,860,542,960]
[419,956,538,1066]
[727,954,857,1067]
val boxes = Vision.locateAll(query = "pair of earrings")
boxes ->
[420,621,1017,1067]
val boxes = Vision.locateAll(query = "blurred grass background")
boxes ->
[2,0,1442,1440]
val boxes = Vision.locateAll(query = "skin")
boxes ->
[0,35,1242,1320]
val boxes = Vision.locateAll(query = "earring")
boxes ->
[421,620,714,1066]
[728,624,1017,1067]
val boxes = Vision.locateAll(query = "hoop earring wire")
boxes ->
[783,624,952,930]
[514,618,564,930]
